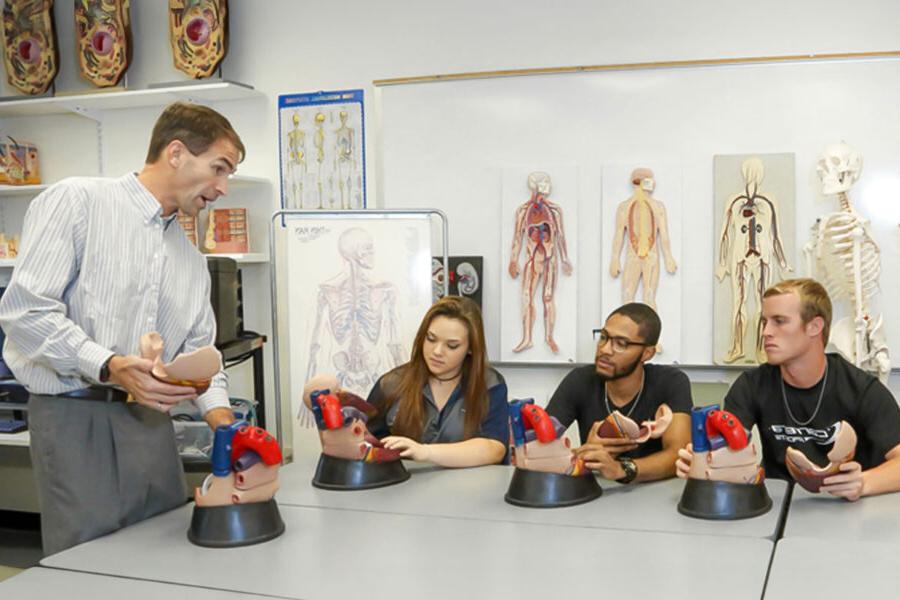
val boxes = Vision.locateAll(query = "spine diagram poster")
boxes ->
[601,164,682,361]
[500,167,578,363]
[278,90,366,211]
[285,215,432,429]
[713,153,795,365]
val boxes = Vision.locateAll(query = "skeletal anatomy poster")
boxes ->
[284,215,432,429]
[713,153,795,365]
[500,166,578,363]
[278,90,366,211]
[601,164,683,362]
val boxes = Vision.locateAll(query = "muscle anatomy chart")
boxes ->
[713,154,795,365]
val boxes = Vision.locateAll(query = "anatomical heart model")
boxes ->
[1,0,58,95]
[169,0,227,78]
[74,0,131,87]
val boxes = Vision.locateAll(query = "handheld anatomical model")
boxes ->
[302,373,402,463]
[194,420,282,507]
[313,112,326,209]
[804,143,889,383]
[285,111,307,209]
[509,399,587,475]
[168,0,227,79]
[785,421,857,493]
[334,110,355,210]
[1,0,58,95]
[306,228,405,393]
[139,331,221,393]
[203,207,216,251]
[595,403,673,443]
[508,172,573,354]
[609,168,677,316]
[688,405,764,485]
[716,157,791,363]
[74,0,130,87]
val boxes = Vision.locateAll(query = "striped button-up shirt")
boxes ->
[0,173,229,414]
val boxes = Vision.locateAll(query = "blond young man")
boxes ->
[677,278,900,501]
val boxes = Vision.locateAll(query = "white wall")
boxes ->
[4,1,900,424]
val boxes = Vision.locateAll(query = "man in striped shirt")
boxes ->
[0,102,245,555]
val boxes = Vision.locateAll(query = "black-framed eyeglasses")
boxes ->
[592,328,649,353]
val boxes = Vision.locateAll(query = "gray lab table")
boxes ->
[42,503,774,600]
[765,537,900,598]
[278,452,789,539]
[783,485,900,541]
[0,567,275,599]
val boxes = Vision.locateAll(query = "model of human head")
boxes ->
[785,421,857,493]
[509,399,587,475]
[139,332,220,393]
[630,167,655,192]
[292,112,300,126]
[687,405,763,485]
[338,227,375,270]
[527,171,552,196]
[303,373,402,463]
[595,404,672,443]
[740,157,765,187]
[194,421,282,507]
[817,142,862,196]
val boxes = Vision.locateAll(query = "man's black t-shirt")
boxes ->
[724,353,900,480]
[546,363,693,459]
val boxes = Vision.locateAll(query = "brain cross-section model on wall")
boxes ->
[306,227,405,393]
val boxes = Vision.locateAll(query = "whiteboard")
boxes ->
[376,58,900,366]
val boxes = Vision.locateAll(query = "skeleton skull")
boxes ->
[817,143,863,196]
[339,227,375,269]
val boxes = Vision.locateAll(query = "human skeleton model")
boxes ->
[688,405,764,485]
[804,143,890,383]
[313,112,326,209]
[716,157,791,363]
[302,374,403,463]
[508,172,573,353]
[509,399,588,475]
[609,168,677,350]
[285,112,307,209]
[306,228,405,394]
[334,110,355,210]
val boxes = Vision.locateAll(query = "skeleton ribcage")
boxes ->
[810,213,881,303]
[327,283,383,344]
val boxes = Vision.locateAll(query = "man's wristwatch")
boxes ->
[616,457,638,484]
[99,355,116,383]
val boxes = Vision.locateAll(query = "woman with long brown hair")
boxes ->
[366,295,508,467]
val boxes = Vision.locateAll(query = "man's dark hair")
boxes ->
[145,101,245,164]
[608,302,661,346]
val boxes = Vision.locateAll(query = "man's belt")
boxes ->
[55,386,128,403]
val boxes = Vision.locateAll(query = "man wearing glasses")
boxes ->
[546,303,692,483]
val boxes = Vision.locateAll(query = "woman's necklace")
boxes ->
[431,371,461,383]
[603,371,645,418]
[781,361,828,426]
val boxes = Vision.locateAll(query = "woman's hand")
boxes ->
[382,436,432,462]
